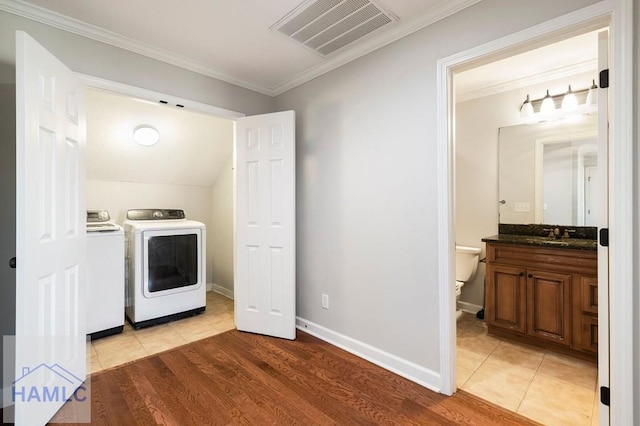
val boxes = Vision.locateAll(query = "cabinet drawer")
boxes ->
[579,315,598,353]
[580,276,598,314]
[488,244,597,275]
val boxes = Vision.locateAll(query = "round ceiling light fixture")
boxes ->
[133,125,160,146]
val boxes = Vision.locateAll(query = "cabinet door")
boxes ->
[486,264,527,333]
[526,269,571,345]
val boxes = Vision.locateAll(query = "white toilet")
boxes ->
[455,245,482,320]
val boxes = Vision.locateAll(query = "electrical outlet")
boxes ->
[321,294,329,309]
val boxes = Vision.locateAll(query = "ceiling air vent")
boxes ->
[272,0,398,57]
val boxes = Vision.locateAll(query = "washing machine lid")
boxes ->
[86,209,122,233]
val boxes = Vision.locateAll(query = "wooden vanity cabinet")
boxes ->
[485,242,597,360]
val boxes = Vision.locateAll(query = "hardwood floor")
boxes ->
[53,330,539,425]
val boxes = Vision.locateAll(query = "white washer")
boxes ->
[124,209,206,329]
[86,210,125,338]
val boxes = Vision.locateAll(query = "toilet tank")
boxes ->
[455,245,481,282]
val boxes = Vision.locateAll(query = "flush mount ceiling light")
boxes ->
[133,125,160,146]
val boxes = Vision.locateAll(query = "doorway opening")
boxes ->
[434,0,636,421]
[84,85,238,372]
[452,28,604,424]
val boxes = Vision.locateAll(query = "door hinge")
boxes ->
[599,228,609,247]
[599,69,609,89]
[600,386,610,406]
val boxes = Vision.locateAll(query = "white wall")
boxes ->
[455,71,596,308]
[274,0,601,380]
[208,155,234,295]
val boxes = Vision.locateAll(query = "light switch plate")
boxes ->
[514,202,531,213]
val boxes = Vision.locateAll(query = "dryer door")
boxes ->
[142,228,203,297]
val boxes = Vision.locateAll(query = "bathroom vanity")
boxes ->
[482,230,598,361]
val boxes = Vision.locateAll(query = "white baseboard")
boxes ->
[208,283,234,300]
[457,300,483,315]
[296,317,442,393]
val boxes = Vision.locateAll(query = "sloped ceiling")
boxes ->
[86,88,233,187]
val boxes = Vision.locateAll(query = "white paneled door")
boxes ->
[235,111,296,340]
[13,31,86,425]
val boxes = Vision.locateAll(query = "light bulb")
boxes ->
[561,85,578,111]
[520,94,534,119]
[540,90,556,115]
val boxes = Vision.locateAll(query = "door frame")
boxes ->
[436,0,633,423]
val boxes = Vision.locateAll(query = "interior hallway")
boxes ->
[457,312,599,425]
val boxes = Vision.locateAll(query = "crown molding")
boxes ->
[456,58,598,103]
[0,0,275,96]
[0,0,482,97]
[271,0,483,96]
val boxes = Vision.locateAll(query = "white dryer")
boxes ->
[86,210,125,338]
[124,209,206,329]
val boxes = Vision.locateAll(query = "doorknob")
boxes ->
[9,257,16,269]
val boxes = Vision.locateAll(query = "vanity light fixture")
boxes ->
[133,125,160,146]
[518,80,597,121]
[540,90,556,115]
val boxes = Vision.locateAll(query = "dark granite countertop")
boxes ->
[482,234,597,251]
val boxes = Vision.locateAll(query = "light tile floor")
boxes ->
[457,312,599,426]
[89,291,235,373]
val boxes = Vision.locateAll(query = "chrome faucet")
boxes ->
[562,229,576,239]
[543,228,560,239]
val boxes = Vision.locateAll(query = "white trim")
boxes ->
[296,317,442,392]
[457,301,482,315]
[209,283,234,300]
[0,0,481,97]
[79,73,246,119]
[436,53,456,396]
[437,1,633,423]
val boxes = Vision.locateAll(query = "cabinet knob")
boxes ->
[519,272,524,276]
[528,274,533,278]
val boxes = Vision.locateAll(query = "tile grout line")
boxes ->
[514,349,547,413]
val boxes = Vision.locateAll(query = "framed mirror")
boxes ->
[498,114,598,225]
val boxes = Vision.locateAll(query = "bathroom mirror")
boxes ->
[498,113,598,225]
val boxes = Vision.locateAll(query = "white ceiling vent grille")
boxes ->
[272,0,398,57]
